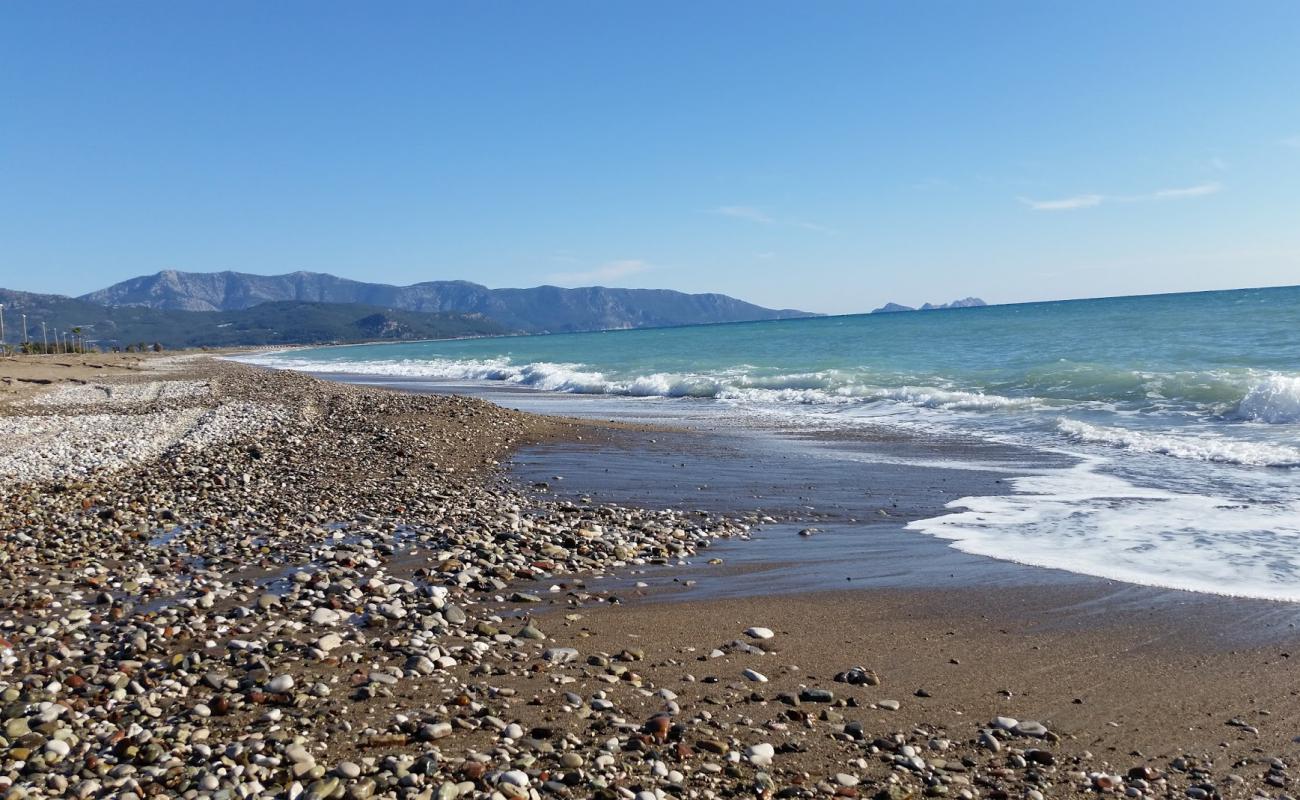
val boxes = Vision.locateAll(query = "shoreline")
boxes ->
[1,354,1298,799]
[501,417,1300,647]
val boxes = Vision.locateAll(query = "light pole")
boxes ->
[41,321,48,353]
[21,314,27,349]
[0,303,5,350]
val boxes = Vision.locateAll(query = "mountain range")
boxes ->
[81,270,812,334]
[0,288,508,349]
[0,270,814,349]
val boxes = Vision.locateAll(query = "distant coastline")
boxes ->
[870,296,988,313]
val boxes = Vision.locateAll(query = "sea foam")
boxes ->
[235,354,1039,412]
[1057,418,1300,467]
[907,458,1300,602]
[1234,375,1300,424]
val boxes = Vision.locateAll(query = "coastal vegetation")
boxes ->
[0,288,507,350]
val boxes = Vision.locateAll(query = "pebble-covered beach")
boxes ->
[1,355,1297,800]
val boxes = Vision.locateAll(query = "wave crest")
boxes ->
[1234,375,1300,424]
[237,354,1044,412]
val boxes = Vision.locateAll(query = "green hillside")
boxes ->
[0,290,507,350]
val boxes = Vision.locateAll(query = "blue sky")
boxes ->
[2,2,1298,314]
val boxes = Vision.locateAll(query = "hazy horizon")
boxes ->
[2,2,1298,313]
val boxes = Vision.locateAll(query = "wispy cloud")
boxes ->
[1021,193,1104,211]
[712,205,833,232]
[1020,182,1221,212]
[715,205,776,224]
[1143,183,1221,200]
[548,259,651,286]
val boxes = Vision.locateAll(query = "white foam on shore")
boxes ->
[235,354,1041,411]
[1057,419,1300,467]
[908,457,1300,602]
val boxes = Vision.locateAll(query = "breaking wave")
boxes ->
[1057,419,1300,467]
[235,354,1042,411]
[1234,375,1300,424]
[237,354,1300,438]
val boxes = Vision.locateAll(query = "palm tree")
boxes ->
[71,327,83,354]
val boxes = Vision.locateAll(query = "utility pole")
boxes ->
[21,314,27,347]
[0,303,5,350]
[41,321,48,353]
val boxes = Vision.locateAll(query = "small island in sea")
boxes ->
[871,297,988,313]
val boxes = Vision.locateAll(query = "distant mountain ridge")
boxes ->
[82,270,814,333]
[0,288,506,349]
[871,297,987,314]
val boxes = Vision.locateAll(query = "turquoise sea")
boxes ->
[243,285,1300,601]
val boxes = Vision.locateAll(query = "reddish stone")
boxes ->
[460,761,487,780]
[644,715,671,743]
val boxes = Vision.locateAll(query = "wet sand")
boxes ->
[482,583,1300,764]
[506,416,1300,634]
[493,411,1300,766]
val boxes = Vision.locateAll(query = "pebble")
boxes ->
[1015,720,1050,738]
[499,770,530,787]
[544,647,580,664]
[268,674,295,693]
[336,762,361,779]
[44,739,70,759]
[747,743,776,766]
[310,607,341,625]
